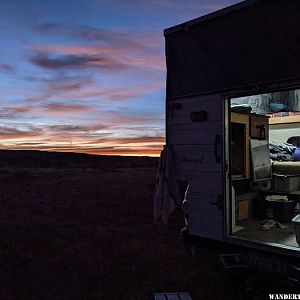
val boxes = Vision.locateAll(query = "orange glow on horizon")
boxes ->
[0,146,162,157]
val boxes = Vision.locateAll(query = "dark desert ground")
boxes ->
[0,150,296,300]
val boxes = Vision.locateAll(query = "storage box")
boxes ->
[272,199,296,223]
[235,190,258,220]
[292,214,300,246]
[253,196,274,219]
[271,173,300,192]
[237,199,249,220]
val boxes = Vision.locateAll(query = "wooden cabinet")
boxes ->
[231,113,250,180]
[250,115,269,140]
[231,113,269,181]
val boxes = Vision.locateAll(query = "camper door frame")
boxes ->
[223,79,300,259]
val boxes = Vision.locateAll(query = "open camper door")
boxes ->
[167,95,224,240]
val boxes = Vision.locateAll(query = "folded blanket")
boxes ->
[269,142,296,161]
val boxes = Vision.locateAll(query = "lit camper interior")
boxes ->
[230,89,300,249]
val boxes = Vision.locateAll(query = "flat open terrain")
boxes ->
[0,151,296,299]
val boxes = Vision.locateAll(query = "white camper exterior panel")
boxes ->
[188,178,223,239]
[168,123,221,145]
[167,94,224,240]
[171,144,222,178]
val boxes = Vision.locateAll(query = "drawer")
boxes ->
[250,115,269,140]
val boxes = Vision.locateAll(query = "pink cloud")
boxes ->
[144,0,229,11]
[0,64,15,72]
[27,81,164,102]
[1,102,94,117]
[0,106,32,119]
[27,35,165,105]
[97,112,163,126]
[31,37,165,70]
[107,83,164,101]
[43,74,94,93]
[39,103,93,115]
[48,124,111,132]
[0,127,43,140]
[34,24,163,50]
[31,52,126,71]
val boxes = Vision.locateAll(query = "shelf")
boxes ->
[269,115,300,125]
[263,190,300,196]
[232,175,247,181]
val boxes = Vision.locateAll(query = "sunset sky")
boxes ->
[0,0,239,156]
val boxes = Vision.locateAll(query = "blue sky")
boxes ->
[0,0,239,156]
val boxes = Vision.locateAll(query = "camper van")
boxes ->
[163,0,300,277]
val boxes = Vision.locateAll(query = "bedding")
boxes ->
[269,142,296,161]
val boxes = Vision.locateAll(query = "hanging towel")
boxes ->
[154,146,181,224]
